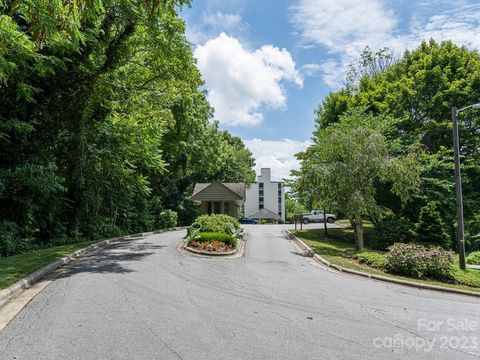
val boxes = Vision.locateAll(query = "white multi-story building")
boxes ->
[244,168,285,222]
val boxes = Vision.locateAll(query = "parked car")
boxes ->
[301,210,336,224]
[238,217,259,224]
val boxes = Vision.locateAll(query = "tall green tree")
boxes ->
[295,108,420,251]
[312,40,480,250]
[0,0,256,253]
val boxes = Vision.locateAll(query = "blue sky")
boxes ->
[180,0,480,180]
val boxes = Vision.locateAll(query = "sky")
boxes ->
[180,0,480,181]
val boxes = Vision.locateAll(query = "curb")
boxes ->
[183,242,238,256]
[0,227,187,309]
[178,236,246,259]
[284,230,480,299]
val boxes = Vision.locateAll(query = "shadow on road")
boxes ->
[58,240,164,278]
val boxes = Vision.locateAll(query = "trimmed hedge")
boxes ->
[188,214,240,235]
[385,243,455,280]
[188,232,237,247]
[466,251,480,265]
[356,252,387,269]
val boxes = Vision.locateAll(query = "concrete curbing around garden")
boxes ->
[0,227,187,310]
[284,230,480,299]
[178,235,246,259]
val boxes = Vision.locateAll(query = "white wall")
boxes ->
[244,168,285,221]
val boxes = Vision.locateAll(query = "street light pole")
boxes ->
[452,107,466,270]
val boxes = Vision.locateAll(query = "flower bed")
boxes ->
[185,215,242,255]
[189,240,234,253]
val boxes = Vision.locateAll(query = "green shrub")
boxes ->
[188,232,237,247]
[370,216,414,250]
[0,221,29,257]
[156,209,178,229]
[385,243,455,280]
[356,252,387,269]
[466,213,480,252]
[466,251,480,265]
[453,268,480,288]
[413,202,450,249]
[188,214,240,235]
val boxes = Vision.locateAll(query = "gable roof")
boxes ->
[247,208,280,220]
[192,181,245,201]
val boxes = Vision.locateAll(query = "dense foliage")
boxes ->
[0,1,255,256]
[293,107,420,251]
[293,40,480,253]
[466,251,480,265]
[155,210,178,229]
[370,216,414,250]
[385,243,455,280]
[187,214,240,235]
[413,202,451,248]
[285,193,308,223]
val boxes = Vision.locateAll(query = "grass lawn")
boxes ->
[0,241,97,290]
[292,227,480,294]
[334,219,352,227]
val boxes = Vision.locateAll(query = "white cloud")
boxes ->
[318,60,345,89]
[244,138,311,181]
[203,12,242,29]
[291,0,396,56]
[415,6,480,49]
[184,11,246,45]
[301,63,322,76]
[291,1,480,88]
[194,33,303,126]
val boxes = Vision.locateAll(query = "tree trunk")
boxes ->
[352,218,364,251]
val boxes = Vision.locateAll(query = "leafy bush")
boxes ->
[453,268,480,288]
[385,243,455,280]
[356,252,387,269]
[156,209,178,229]
[466,213,480,252]
[188,232,237,247]
[370,216,414,250]
[0,221,29,257]
[188,214,240,235]
[413,202,450,249]
[466,251,480,265]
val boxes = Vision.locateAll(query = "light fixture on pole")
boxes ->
[452,102,480,271]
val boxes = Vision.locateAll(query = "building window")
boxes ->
[278,183,282,189]
[278,211,282,216]
[259,197,264,202]
[259,204,264,210]
[259,189,264,196]
[259,183,264,188]
[278,189,282,196]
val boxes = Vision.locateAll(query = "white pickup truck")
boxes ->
[301,210,336,224]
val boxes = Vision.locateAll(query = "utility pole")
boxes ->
[452,107,466,270]
[323,209,328,236]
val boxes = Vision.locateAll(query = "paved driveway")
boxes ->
[0,224,479,359]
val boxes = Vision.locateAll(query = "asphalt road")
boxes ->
[1,224,479,360]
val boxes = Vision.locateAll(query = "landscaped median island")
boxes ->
[292,225,480,294]
[183,215,243,256]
